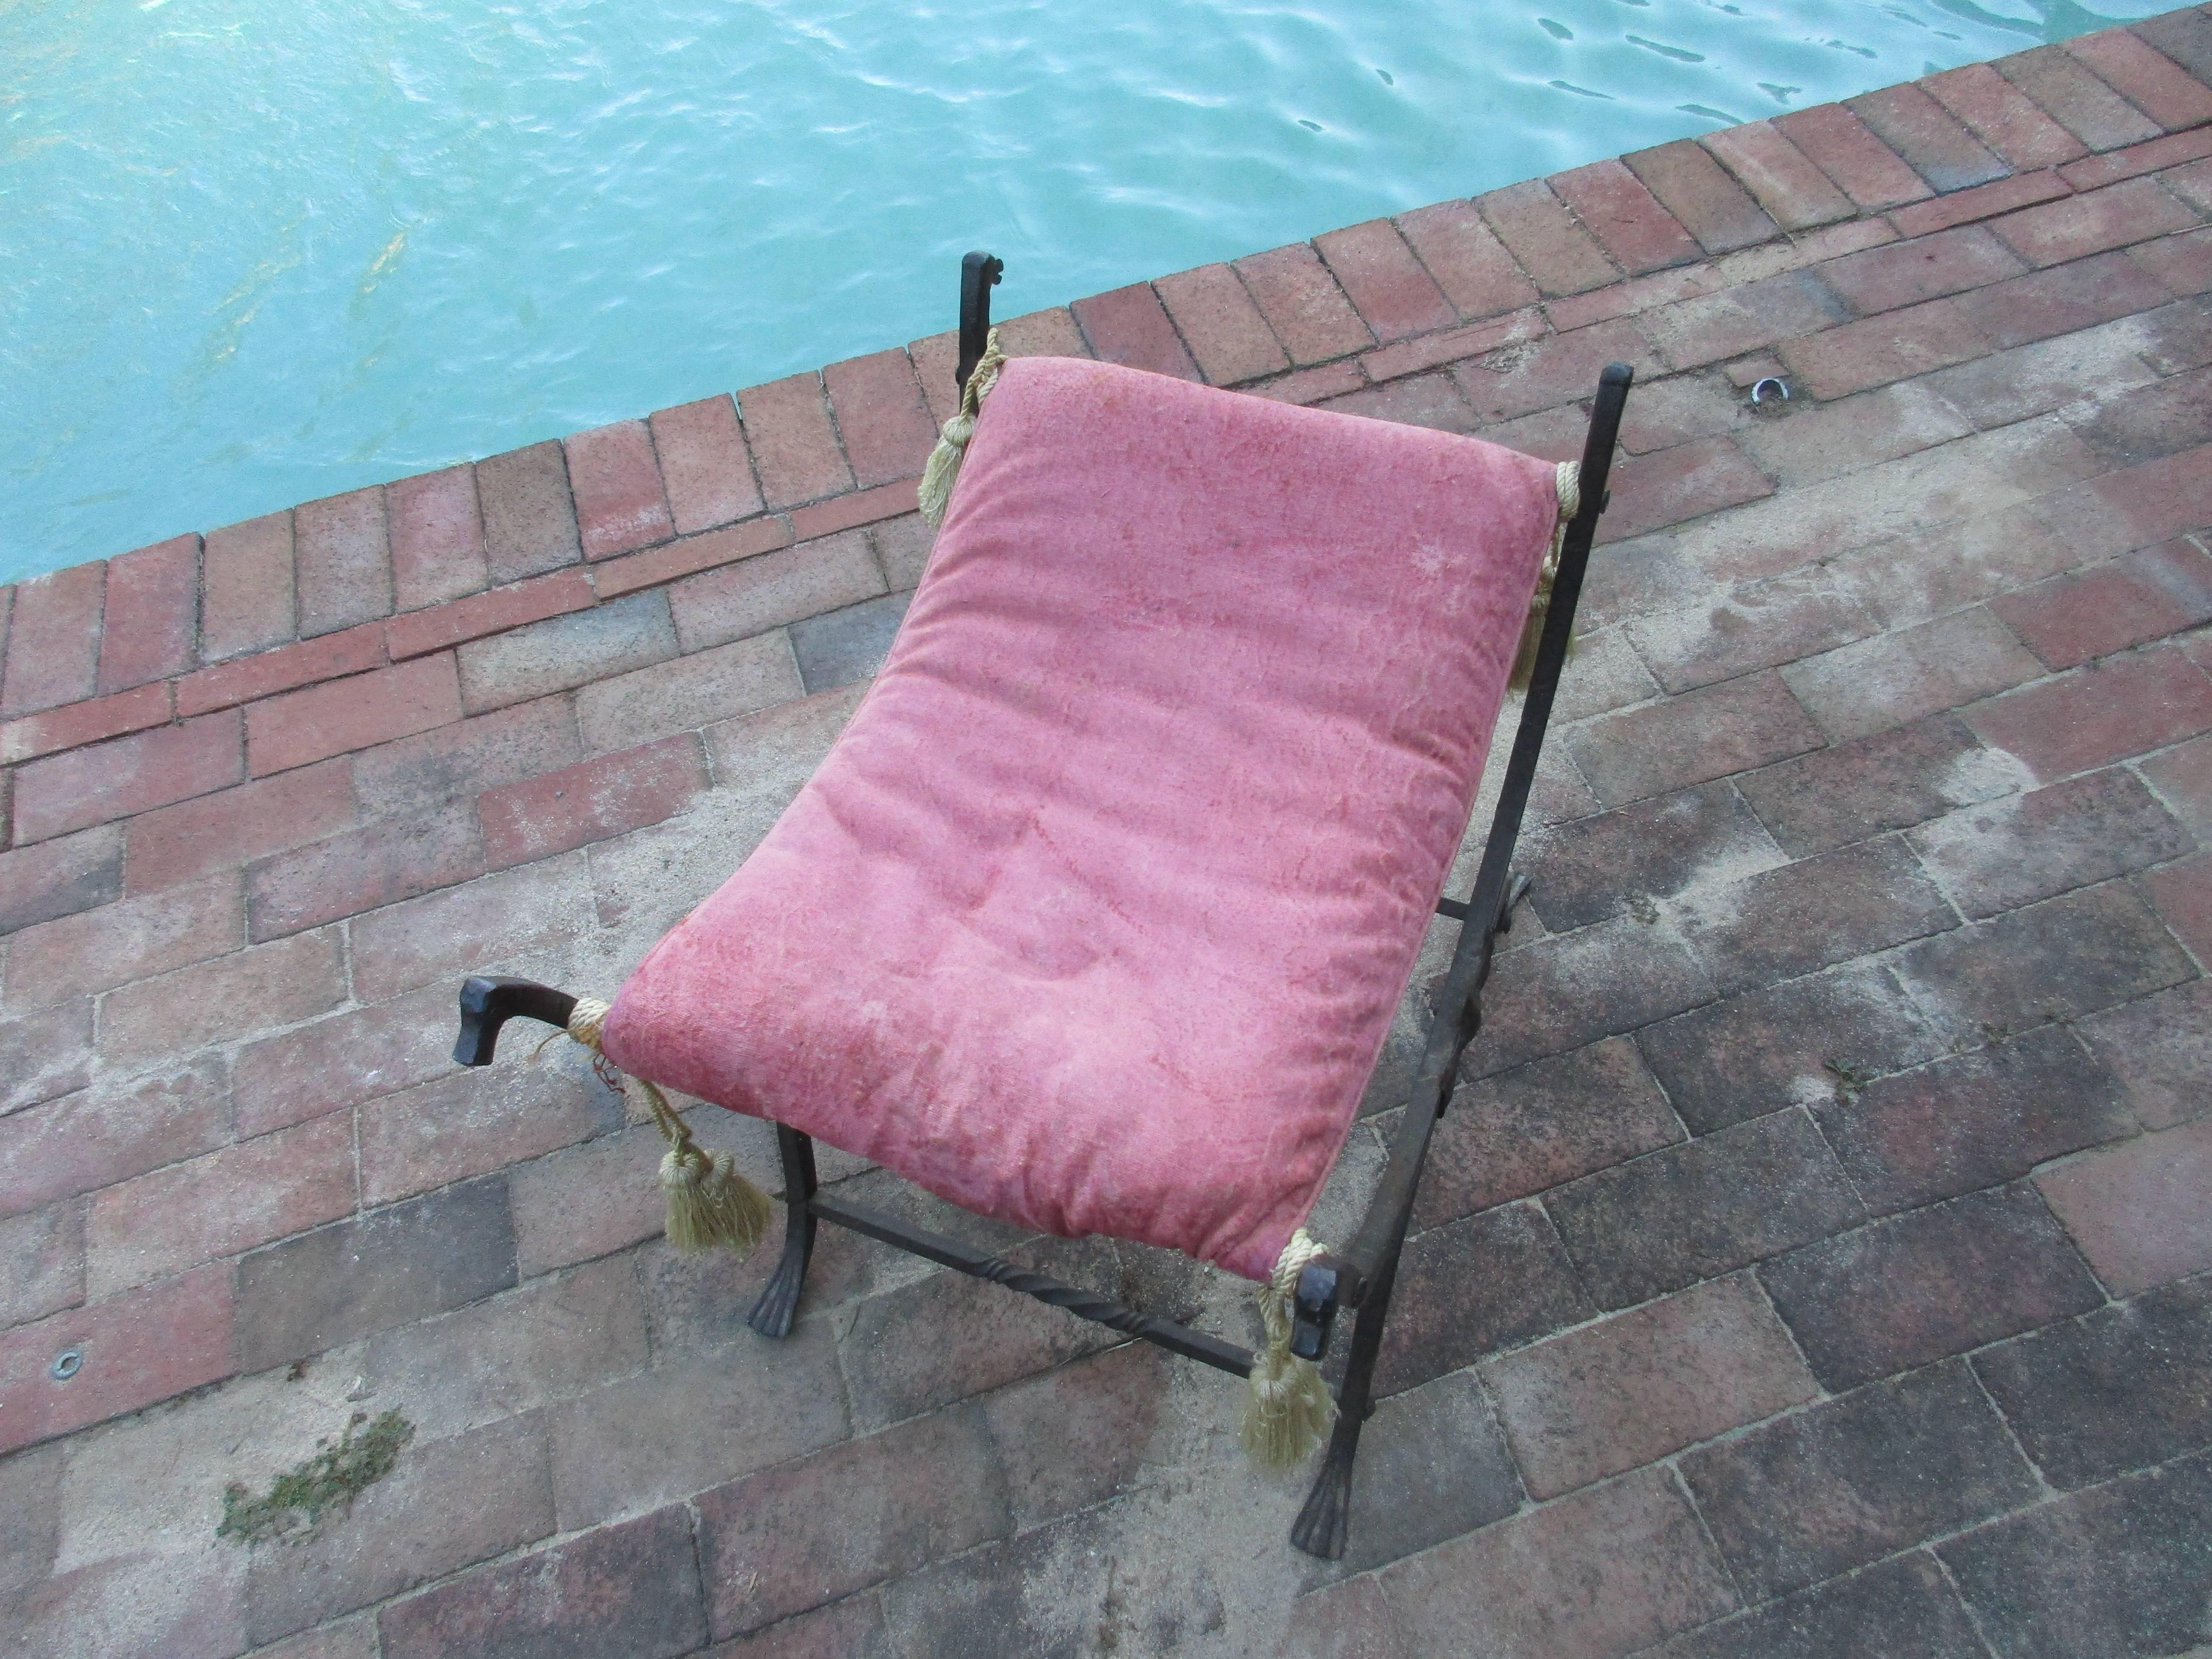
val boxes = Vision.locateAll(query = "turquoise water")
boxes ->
[3,0,2156,581]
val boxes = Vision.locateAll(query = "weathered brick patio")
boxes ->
[7,9,2212,1655]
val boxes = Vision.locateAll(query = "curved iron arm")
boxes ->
[955,250,1003,401]
[453,975,579,1066]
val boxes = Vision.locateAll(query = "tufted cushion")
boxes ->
[602,355,1564,1281]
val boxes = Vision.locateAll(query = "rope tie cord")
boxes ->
[1241,1228,1337,1469]
[1510,460,1583,692]
[917,327,1009,530]
[565,998,771,1255]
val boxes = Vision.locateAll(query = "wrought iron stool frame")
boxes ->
[451,251,1633,1560]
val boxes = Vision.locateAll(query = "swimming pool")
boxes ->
[3,0,2157,581]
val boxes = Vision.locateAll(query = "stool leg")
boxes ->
[1290,1232,1407,1559]
[747,1125,818,1339]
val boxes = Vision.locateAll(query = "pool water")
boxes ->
[3,0,2157,580]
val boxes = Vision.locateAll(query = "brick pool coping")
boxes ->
[3,8,2211,1656]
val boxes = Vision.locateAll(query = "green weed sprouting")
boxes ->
[1823,1058,1878,1104]
[217,1409,415,1545]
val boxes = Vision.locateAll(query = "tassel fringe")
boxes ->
[917,328,1009,530]
[1241,1229,1336,1469]
[1510,461,1582,693]
[566,998,771,1257]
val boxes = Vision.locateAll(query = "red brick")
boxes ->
[387,464,489,612]
[1989,175,2197,267]
[176,621,387,717]
[0,1054,226,1217]
[1777,103,1933,210]
[574,633,802,753]
[0,564,102,718]
[1315,217,1461,339]
[0,826,120,933]
[356,1062,616,1209]
[1546,263,1724,334]
[591,514,792,602]
[1624,139,1783,254]
[1232,243,1376,362]
[1359,308,1544,385]
[1818,223,2028,316]
[474,440,580,584]
[2039,1116,2212,1294]
[650,395,765,535]
[294,486,393,637]
[1957,247,2179,351]
[200,511,296,662]
[2066,27,2212,132]
[1449,315,1657,422]
[348,853,593,1000]
[1243,360,1367,404]
[696,1410,1006,1638]
[247,653,462,777]
[2132,7,2212,84]
[99,928,346,1068]
[0,1264,233,1452]
[96,534,198,693]
[564,419,674,560]
[2145,847,2212,960]
[85,1114,354,1295]
[248,803,484,939]
[995,304,1087,359]
[5,869,240,1006]
[1477,178,1622,296]
[0,1003,89,1129]
[1153,263,1291,385]
[0,682,170,767]
[1999,43,2164,152]
[1778,294,1992,399]
[738,372,854,510]
[1847,83,2009,193]
[1887,170,2073,239]
[1316,371,1477,432]
[1068,282,1200,380]
[479,732,707,868]
[1698,121,1855,231]
[380,1505,702,1659]
[823,349,938,487]
[906,329,960,427]
[787,477,920,543]
[1638,270,1845,371]
[1395,198,1541,319]
[2061,124,2212,191]
[1380,1465,1734,1659]
[2141,726,2212,843]
[1785,608,2044,744]
[1544,162,1695,283]
[123,760,356,896]
[383,568,595,659]
[2081,438,2212,547]
[1968,644,2212,781]
[1480,1274,1815,1498]
[1923,62,2091,170]
[1567,672,1825,809]
[507,1121,664,1276]
[0,1203,80,1328]
[232,982,458,1138]
[1601,436,1775,541]
[1991,540,2212,668]
[350,694,581,817]
[660,523,882,652]
[2133,225,2212,297]
[12,711,244,845]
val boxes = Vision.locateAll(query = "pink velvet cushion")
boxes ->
[602,356,1562,1281]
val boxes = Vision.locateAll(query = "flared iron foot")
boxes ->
[1290,1438,1357,1559]
[745,1240,809,1339]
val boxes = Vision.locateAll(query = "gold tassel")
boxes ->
[916,327,1009,530]
[1511,461,1582,692]
[565,998,771,1257]
[1240,1229,1336,1469]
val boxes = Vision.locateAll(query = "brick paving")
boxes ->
[5,9,2212,1655]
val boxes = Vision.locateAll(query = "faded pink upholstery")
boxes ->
[603,356,1562,1281]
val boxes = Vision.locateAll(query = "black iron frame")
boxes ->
[452,252,1631,1561]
